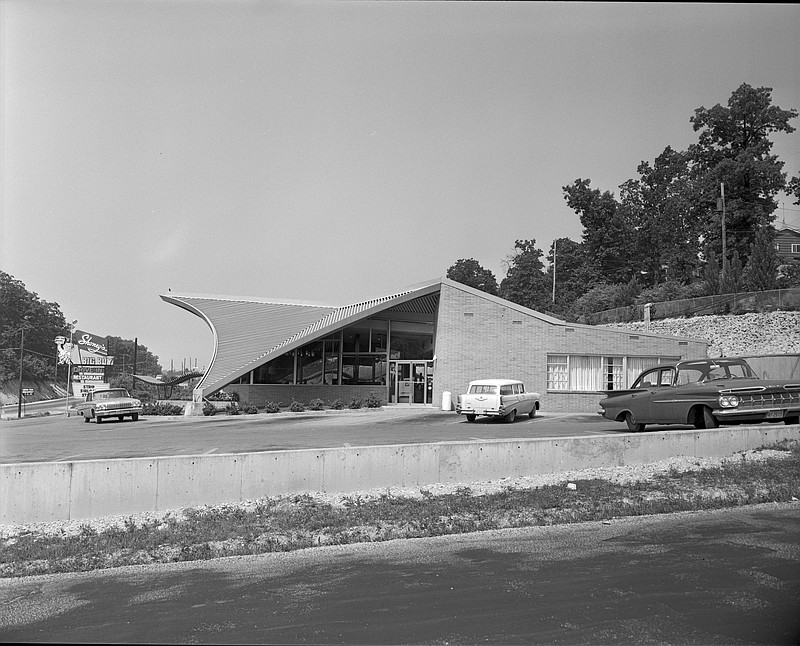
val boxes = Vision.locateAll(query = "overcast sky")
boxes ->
[2,1,799,371]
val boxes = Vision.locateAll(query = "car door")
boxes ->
[648,367,679,423]
[628,367,662,422]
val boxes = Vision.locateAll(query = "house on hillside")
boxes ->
[162,278,708,414]
[775,223,800,261]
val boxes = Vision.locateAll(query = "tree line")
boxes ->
[0,271,162,383]
[447,84,800,321]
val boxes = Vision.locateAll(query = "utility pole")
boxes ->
[551,239,557,303]
[17,327,24,419]
[718,183,727,284]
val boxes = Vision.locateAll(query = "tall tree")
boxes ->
[446,258,499,295]
[499,239,552,312]
[689,84,797,265]
[0,272,67,381]
[545,237,595,318]
[619,147,701,285]
[743,228,779,291]
[562,179,635,284]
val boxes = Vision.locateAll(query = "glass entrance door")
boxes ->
[389,361,433,404]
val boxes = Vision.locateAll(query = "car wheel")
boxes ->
[624,412,645,432]
[465,414,476,422]
[702,407,719,429]
[83,413,90,423]
[785,415,799,426]
[505,409,516,423]
[118,415,124,421]
[132,413,139,421]
[95,415,102,424]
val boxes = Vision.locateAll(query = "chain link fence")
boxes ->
[580,288,800,326]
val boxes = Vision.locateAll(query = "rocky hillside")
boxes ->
[604,311,800,358]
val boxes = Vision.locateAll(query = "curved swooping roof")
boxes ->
[160,279,442,396]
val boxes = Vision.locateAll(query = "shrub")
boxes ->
[225,403,240,415]
[202,401,217,416]
[241,401,259,414]
[289,399,305,412]
[142,402,185,416]
[308,398,325,411]
[348,396,363,410]
[330,398,345,410]
[263,401,281,414]
[365,392,383,408]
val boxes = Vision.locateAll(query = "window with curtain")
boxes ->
[547,354,680,391]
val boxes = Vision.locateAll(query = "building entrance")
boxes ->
[389,361,433,404]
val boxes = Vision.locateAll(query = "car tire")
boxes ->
[83,413,90,423]
[785,415,799,426]
[625,412,645,432]
[702,407,719,429]
[505,409,516,423]
[529,407,536,419]
[465,414,476,422]
[118,415,124,421]
[132,413,139,421]
[95,415,102,424]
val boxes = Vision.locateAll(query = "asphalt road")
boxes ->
[1,504,798,644]
[0,406,663,464]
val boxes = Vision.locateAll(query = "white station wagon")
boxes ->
[456,379,541,423]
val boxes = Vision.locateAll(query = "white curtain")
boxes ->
[571,355,602,390]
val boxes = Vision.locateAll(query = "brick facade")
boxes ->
[432,282,708,413]
[199,278,709,415]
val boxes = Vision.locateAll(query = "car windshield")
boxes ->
[469,384,498,395]
[95,389,128,400]
[677,360,757,383]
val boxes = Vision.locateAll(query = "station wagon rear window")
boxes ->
[469,384,498,395]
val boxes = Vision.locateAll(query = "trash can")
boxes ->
[441,391,452,411]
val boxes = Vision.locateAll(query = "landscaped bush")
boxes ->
[365,392,383,408]
[240,401,259,414]
[348,396,363,409]
[225,403,240,415]
[289,399,305,412]
[330,398,345,410]
[263,401,281,414]
[308,398,325,411]
[142,402,185,416]
[202,401,217,416]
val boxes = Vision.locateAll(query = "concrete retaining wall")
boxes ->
[2,426,799,524]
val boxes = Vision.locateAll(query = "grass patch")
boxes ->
[2,445,798,578]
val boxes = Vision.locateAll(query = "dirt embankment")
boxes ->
[603,311,800,358]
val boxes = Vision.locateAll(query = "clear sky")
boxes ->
[2,1,799,372]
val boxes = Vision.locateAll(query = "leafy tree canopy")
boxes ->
[446,258,499,295]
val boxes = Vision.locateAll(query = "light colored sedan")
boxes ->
[76,388,143,424]
[456,379,541,423]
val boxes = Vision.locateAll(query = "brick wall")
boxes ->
[433,282,707,413]
[227,384,388,408]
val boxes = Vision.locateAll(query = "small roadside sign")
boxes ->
[22,389,34,396]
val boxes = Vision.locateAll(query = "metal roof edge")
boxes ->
[158,292,335,308]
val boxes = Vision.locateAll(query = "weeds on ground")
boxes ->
[2,445,798,578]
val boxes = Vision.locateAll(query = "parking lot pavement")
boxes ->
[0,407,624,464]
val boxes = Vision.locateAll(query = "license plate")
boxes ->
[765,410,782,419]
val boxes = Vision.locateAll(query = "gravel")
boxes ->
[603,311,800,357]
[1,448,791,542]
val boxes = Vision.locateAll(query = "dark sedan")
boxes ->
[599,357,800,432]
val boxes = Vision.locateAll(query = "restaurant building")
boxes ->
[162,278,708,413]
